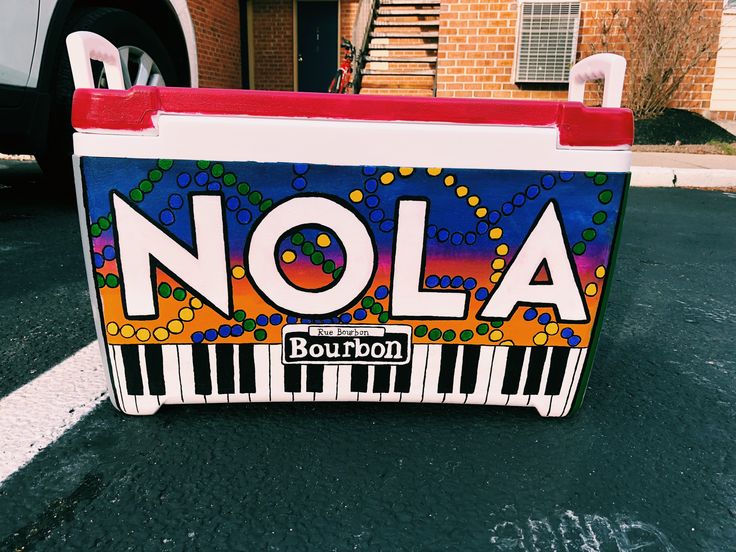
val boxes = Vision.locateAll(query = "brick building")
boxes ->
[189,0,734,120]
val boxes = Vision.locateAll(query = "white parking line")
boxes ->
[0,342,106,486]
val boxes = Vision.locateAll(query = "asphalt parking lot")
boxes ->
[0,159,734,551]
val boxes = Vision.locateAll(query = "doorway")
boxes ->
[296,1,338,92]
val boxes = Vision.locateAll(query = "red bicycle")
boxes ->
[328,38,355,93]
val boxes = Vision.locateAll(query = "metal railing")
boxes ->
[351,0,379,93]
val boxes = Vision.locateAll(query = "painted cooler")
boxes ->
[68,33,633,416]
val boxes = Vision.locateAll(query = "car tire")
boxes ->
[38,7,184,183]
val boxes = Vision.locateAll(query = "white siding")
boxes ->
[710,12,736,111]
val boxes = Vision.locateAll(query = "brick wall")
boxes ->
[188,0,242,88]
[251,0,295,90]
[340,0,359,42]
[435,0,722,114]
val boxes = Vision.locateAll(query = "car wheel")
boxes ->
[38,7,184,182]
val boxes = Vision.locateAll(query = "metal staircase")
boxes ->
[354,0,440,97]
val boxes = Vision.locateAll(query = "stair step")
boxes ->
[374,20,439,26]
[376,8,440,15]
[370,31,439,38]
[380,0,440,5]
[362,69,436,76]
[368,43,438,50]
[365,56,437,62]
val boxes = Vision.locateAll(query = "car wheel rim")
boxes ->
[98,45,166,89]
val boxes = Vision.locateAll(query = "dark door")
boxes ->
[297,1,338,92]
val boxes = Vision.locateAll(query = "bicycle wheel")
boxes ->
[328,71,343,93]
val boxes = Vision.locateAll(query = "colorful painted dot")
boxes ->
[136,328,151,342]
[190,297,203,309]
[440,275,451,288]
[93,253,104,268]
[463,278,477,290]
[415,325,428,337]
[177,173,191,187]
[204,329,217,341]
[349,189,364,202]
[455,185,469,198]
[153,328,169,341]
[354,308,367,321]
[465,232,477,245]
[167,194,183,210]
[572,242,586,255]
[599,190,613,204]
[149,169,163,182]
[231,325,244,337]
[427,168,442,177]
[232,266,246,279]
[595,265,606,279]
[98,217,111,231]
[172,288,186,301]
[375,285,389,300]
[236,209,252,224]
[105,274,119,288]
[139,180,153,193]
[489,227,503,240]
[477,221,489,234]
[491,320,504,328]
[545,322,559,335]
[281,250,296,264]
[559,172,574,182]
[338,313,351,323]
[378,312,389,323]
[106,322,119,336]
[380,172,395,185]
[489,211,501,224]
[379,220,394,232]
[248,191,262,205]
[365,195,380,208]
[450,233,463,246]
[243,319,256,331]
[168,320,184,334]
[489,329,503,341]
[459,330,473,342]
[594,173,608,185]
[217,324,231,338]
[585,283,598,296]
[256,314,268,326]
[287,316,298,324]
[426,275,440,288]
[323,260,336,273]
[314,233,331,248]
[492,258,505,270]
[369,209,384,223]
[451,276,464,288]
[437,229,449,242]
[361,296,374,309]
[496,244,509,256]
[226,197,240,211]
[159,209,175,225]
[371,304,384,316]
[582,228,597,241]
[399,167,414,177]
[301,242,315,256]
[467,195,480,207]
[533,332,548,346]
[222,173,237,187]
[523,308,538,321]
[294,163,309,175]
[502,202,514,215]
[237,182,250,195]
[179,307,194,322]
[541,174,556,189]
[526,185,540,199]
[210,163,224,178]
[476,323,489,335]
[120,324,135,338]
[428,328,442,341]
[192,331,204,343]
[593,211,607,225]
[292,177,307,191]
[475,207,488,219]
[196,160,210,170]
[129,189,144,203]
[512,193,526,207]
[444,175,455,186]
[291,232,305,245]
[207,182,221,192]
[364,178,378,193]
[561,327,574,339]
[490,272,502,284]
[195,171,208,185]
[363,166,377,176]
[568,335,582,347]
[475,287,489,300]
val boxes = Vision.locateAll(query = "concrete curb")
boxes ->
[631,166,736,188]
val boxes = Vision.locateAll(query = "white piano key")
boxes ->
[528,347,553,413]
[315,365,339,402]
[402,344,428,403]
[443,345,467,405]
[268,345,292,402]
[161,344,183,404]
[232,345,242,401]
[336,364,358,401]
[380,366,402,403]
[357,364,380,402]
[421,344,444,403]
[108,345,129,413]
[293,364,314,402]
[465,346,495,405]
[485,345,510,406]
[177,345,206,404]
[137,346,150,397]
[547,348,583,417]
[207,345,220,398]
[505,347,532,408]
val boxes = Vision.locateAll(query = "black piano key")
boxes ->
[437,345,458,393]
[502,347,526,395]
[351,365,368,392]
[459,345,481,394]
[306,365,324,392]
[144,345,166,395]
[394,364,412,393]
[215,344,235,395]
[284,364,302,392]
[523,347,547,395]
[121,345,144,395]
[373,365,391,393]
[238,344,256,393]
[544,347,570,395]
[192,344,212,395]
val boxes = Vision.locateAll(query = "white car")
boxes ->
[0,0,198,175]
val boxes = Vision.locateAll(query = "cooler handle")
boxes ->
[66,31,125,90]
[567,53,626,108]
